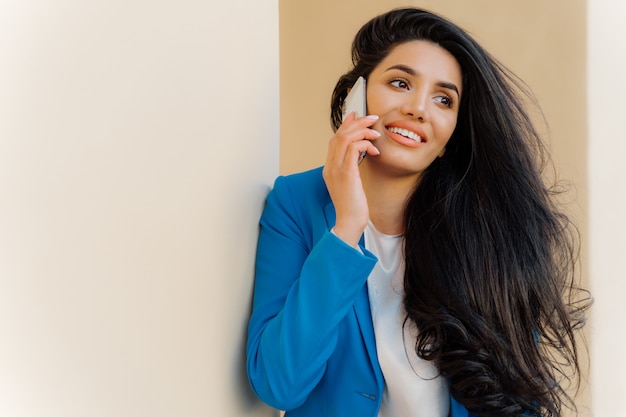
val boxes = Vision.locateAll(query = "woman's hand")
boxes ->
[322,112,380,247]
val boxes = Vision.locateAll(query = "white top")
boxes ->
[364,221,450,417]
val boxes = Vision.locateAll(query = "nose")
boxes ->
[401,89,428,121]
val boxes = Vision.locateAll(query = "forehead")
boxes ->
[374,40,463,88]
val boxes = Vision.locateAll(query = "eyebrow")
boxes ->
[385,64,460,96]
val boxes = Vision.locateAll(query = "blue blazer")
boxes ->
[246,167,471,417]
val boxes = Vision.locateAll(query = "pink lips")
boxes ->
[384,121,427,148]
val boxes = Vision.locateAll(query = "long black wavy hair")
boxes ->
[330,8,590,417]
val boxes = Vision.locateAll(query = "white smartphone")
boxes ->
[342,76,367,121]
[342,76,368,163]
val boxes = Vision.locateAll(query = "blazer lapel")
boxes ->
[323,201,384,388]
[353,281,384,387]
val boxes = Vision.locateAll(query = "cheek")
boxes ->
[367,88,399,113]
[437,113,459,138]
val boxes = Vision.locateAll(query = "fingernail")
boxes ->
[366,115,379,120]
[371,130,381,137]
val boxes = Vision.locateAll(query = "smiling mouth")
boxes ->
[386,126,423,143]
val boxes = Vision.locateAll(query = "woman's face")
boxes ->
[365,40,462,177]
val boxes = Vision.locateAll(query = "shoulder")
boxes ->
[260,165,333,255]
[270,166,329,207]
[274,166,325,191]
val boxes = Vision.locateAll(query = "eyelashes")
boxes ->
[434,95,453,108]
[390,78,410,89]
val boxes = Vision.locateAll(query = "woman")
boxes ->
[246,8,589,417]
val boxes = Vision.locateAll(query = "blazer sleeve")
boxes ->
[246,175,378,411]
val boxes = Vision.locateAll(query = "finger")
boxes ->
[338,113,378,132]
[329,135,377,168]
[361,114,379,124]
[343,140,379,165]
[364,127,381,141]
[365,140,380,156]
[334,121,380,146]
[328,115,380,164]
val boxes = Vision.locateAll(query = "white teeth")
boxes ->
[388,127,422,142]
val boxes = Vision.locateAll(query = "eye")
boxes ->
[434,95,453,108]
[389,79,410,90]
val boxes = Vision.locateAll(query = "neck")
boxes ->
[359,162,421,236]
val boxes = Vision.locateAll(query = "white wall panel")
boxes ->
[588,1,626,416]
[0,1,278,416]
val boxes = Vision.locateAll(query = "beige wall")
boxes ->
[280,0,587,185]
[0,1,278,416]
[280,0,593,415]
